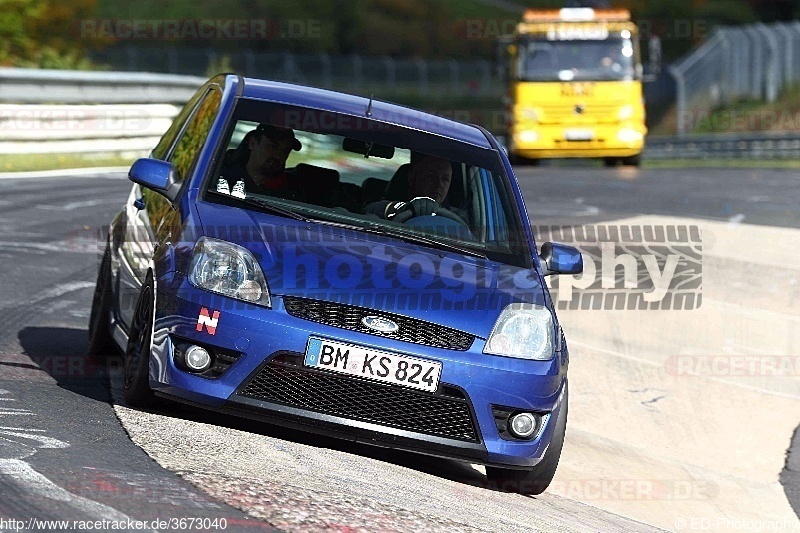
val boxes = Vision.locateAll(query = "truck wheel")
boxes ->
[510,154,540,166]
[622,154,642,167]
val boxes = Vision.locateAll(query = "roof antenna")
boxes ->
[365,93,373,117]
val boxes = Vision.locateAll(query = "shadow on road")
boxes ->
[16,326,489,490]
[17,326,111,403]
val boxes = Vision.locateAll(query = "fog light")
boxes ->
[184,345,212,372]
[508,412,538,438]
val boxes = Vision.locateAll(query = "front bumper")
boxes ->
[511,123,645,159]
[151,277,568,468]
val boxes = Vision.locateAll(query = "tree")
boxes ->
[0,0,99,68]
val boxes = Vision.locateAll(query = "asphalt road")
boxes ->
[0,174,269,531]
[0,165,797,531]
[514,165,800,229]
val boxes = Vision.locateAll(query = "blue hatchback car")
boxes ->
[87,74,583,494]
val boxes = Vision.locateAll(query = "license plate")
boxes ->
[564,128,594,141]
[304,337,441,393]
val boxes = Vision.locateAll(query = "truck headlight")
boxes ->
[516,130,539,144]
[520,107,541,121]
[188,237,271,307]
[617,128,643,143]
[618,105,635,121]
[483,303,555,360]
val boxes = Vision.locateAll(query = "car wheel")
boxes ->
[123,275,156,407]
[603,157,618,167]
[87,243,117,358]
[485,381,568,495]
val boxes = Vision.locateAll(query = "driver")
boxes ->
[365,152,464,223]
[218,123,304,200]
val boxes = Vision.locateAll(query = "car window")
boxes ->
[169,88,222,181]
[151,87,207,161]
[205,102,531,267]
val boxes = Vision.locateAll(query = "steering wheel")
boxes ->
[390,197,469,226]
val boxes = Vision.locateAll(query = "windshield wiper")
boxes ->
[207,190,308,221]
[360,223,487,259]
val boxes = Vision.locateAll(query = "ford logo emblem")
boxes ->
[361,316,399,333]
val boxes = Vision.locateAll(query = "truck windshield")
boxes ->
[517,38,635,82]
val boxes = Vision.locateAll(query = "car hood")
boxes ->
[195,201,548,339]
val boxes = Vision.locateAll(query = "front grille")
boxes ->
[238,353,479,442]
[283,296,474,351]
[539,104,620,122]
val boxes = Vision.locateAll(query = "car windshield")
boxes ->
[517,37,635,81]
[203,99,531,267]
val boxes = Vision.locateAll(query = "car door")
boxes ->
[115,85,223,330]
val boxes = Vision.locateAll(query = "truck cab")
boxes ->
[501,8,647,166]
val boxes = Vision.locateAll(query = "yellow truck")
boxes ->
[500,8,648,166]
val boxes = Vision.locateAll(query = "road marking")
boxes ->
[0,390,157,531]
[0,459,156,529]
[0,428,69,449]
[0,241,96,254]
[36,198,118,211]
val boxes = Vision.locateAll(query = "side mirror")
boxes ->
[643,35,662,83]
[128,158,181,202]
[539,242,583,276]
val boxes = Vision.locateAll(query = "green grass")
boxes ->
[693,84,800,134]
[0,153,136,173]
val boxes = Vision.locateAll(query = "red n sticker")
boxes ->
[196,307,221,335]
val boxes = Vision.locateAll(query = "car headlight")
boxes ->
[483,303,555,360]
[618,105,635,121]
[188,237,271,307]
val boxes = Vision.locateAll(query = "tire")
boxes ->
[485,381,568,495]
[603,157,618,167]
[621,154,642,167]
[510,154,540,166]
[123,275,156,407]
[87,243,117,358]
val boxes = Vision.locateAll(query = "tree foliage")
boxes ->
[0,0,99,68]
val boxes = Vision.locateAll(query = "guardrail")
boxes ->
[2,68,799,160]
[0,68,203,104]
[0,103,179,154]
[644,133,800,160]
